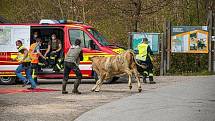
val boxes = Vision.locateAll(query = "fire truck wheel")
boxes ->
[0,77,16,85]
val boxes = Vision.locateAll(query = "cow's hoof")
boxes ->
[129,85,132,90]
[138,88,142,92]
[91,89,95,92]
[95,90,100,92]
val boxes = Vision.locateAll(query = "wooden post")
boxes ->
[212,11,215,73]
[128,32,133,49]
[163,21,167,75]
[208,10,212,72]
[166,21,171,71]
[160,33,164,75]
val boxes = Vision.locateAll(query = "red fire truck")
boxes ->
[0,20,124,84]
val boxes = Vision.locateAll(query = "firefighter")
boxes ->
[136,38,156,84]
[54,56,64,71]
[32,31,40,42]
[29,38,46,84]
[15,40,36,89]
[44,33,62,72]
[62,39,83,94]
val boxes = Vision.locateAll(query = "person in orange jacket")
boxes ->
[29,38,46,84]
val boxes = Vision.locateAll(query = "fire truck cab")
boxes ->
[0,20,124,84]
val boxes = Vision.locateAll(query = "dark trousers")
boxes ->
[38,57,46,71]
[137,60,153,76]
[62,61,82,92]
[47,51,61,66]
[137,59,155,83]
[31,63,38,84]
[63,62,82,81]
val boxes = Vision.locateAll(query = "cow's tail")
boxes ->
[128,49,146,69]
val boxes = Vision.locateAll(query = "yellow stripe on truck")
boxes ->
[69,74,89,77]
[83,54,114,61]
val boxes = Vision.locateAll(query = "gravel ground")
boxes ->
[0,76,206,121]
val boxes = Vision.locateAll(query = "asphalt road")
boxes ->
[75,76,215,121]
[1,76,214,121]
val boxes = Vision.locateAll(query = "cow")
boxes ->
[90,50,146,92]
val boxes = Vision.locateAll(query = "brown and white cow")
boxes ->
[90,50,146,92]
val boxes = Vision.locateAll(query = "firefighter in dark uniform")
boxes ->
[136,38,156,84]
[44,33,62,72]
[62,39,83,94]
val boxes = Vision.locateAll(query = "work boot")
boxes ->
[27,87,36,90]
[142,76,147,83]
[142,74,147,83]
[149,76,156,84]
[62,81,68,94]
[72,79,81,94]
[72,89,81,94]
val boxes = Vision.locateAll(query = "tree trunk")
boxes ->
[131,0,141,32]
[195,0,200,24]
[57,0,65,19]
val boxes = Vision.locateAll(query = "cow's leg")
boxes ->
[91,78,100,92]
[95,82,103,92]
[91,74,105,92]
[91,68,100,92]
[95,80,103,92]
[133,69,142,92]
[95,74,106,92]
[125,69,132,90]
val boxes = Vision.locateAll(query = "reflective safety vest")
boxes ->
[56,58,64,70]
[29,43,39,64]
[17,46,31,62]
[136,43,149,61]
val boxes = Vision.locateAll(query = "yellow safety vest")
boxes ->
[136,43,148,61]
[29,43,39,64]
[17,46,31,62]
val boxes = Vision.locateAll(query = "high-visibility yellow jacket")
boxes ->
[17,46,31,62]
[136,43,153,61]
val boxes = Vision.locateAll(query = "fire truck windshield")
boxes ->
[87,28,110,46]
